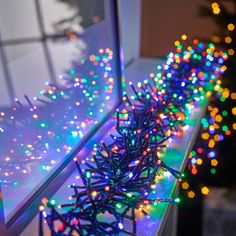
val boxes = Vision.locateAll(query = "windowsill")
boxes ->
[21,57,205,236]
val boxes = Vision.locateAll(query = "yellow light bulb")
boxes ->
[222,90,229,98]
[215,114,223,122]
[212,2,219,8]
[182,182,189,190]
[233,123,236,130]
[208,139,215,148]
[91,191,98,197]
[227,23,235,31]
[197,158,203,165]
[201,133,210,140]
[206,91,212,97]
[175,41,180,46]
[213,7,220,15]
[225,36,232,44]
[221,65,227,71]
[201,187,209,195]
[188,191,195,198]
[232,107,236,115]
[211,159,218,166]
[231,93,236,100]
[228,49,235,56]
[181,34,187,40]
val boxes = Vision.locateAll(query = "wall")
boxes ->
[141,0,220,57]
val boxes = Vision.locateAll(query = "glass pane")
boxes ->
[0,0,40,40]
[45,39,85,84]
[5,43,51,101]
[0,0,120,221]
[40,0,105,34]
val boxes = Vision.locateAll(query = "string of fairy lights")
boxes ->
[0,1,233,233]
[181,80,236,198]
[38,38,227,235]
[180,0,236,199]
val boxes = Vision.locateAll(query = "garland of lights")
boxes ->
[38,39,227,235]
[180,1,236,198]
[183,84,236,198]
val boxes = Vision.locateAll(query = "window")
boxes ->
[0,0,121,232]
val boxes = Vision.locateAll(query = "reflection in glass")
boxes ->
[0,0,119,221]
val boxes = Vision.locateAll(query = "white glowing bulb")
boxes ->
[118,223,123,229]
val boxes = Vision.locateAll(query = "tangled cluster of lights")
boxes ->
[39,38,227,235]
[0,48,115,186]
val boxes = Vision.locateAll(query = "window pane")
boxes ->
[5,43,51,102]
[0,0,120,222]
[40,0,105,34]
[0,0,40,40]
